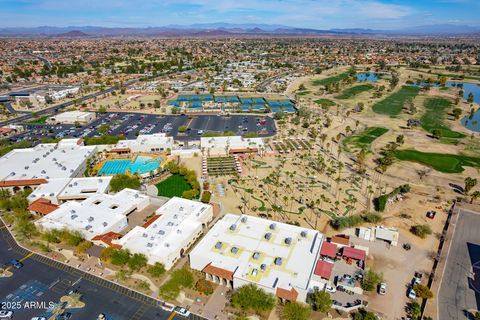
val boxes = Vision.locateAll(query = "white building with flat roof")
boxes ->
[27,176,112,205]
[0,139,96,182]
[189,214,323,302]
[114,197,213,270]
[35,189,150,240]
[48,111,96,125]
[200,136,265,155]
[115,133,174,153]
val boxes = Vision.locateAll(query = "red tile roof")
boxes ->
[343,247,366,261]
[142,215,161,228]
[27,198,58,215]
[202,263,234,281]
[0,128,14,134]
[331,235,350,246]
[92,232,123,249]
[320,241,337,259]
[110,148,131,153]
[276,287,298,301]
[314,260,334,279]
[0,179,48,187]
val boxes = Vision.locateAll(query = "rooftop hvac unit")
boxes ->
[241,216,248,223]
[71,214,78,220]
[158,230,165,235]
[274,257,283,266]
[265,232,272,240]
[85,225,92,230]
[103,222,108,227]
[88,216,94,222]
[252,252,260,260]
[231,246,239,254]
[147,243,153,248]
[300,230,308,238]
[260,264,267,271]
[70,209,76,214]
[229,224,237,231]
[270,223,276,230]
[142,233,148,238]
[215,241,223,249]
[177,229,182,234]
[165,243,170,248]
[285,237,292,245]
[179,206,184,211]
[173,214,178,219]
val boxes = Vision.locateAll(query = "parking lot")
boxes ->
[0,222,196,320]
[15,112,276,144]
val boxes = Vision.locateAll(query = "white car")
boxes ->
[408,288,417,299]
[0,310,13,319]
[378,282,387,295]
[31,317,47,320]
[324,284,337,293]
[174,307,191,317]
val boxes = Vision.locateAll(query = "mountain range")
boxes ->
[0,23,479,37]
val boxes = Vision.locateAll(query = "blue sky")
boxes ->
[0,0,479,29]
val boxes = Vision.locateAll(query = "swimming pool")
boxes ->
[99,156,162,175]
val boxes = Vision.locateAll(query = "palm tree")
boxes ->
[471,191,480,204]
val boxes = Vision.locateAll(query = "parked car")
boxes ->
[408,288,416,299]
[0,310,13,319]
[8,259,23,269]
[413,272,423,285]
[324,284,337,293]
[55,312,72,320]
[426,211,436,219]
[174,307,191,317]
[31,317,47,320]
[97,313,106,320]
[378,282,387,295]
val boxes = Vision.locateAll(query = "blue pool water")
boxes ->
[446,82,480,105]
[357,72,382,81]
[99,156,161,175]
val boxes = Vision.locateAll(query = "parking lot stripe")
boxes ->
[167,311,176,320]
[19,252,33,263]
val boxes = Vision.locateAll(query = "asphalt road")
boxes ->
[0,221,200,320]
[438,209,480,320]
[15,112,276,144]
[0,78,142,127]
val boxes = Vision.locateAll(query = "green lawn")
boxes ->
[336,84,374,99]
[314,98,336,108]
[372,86,421,115]
[155,174,192,197]
[296,90,311,96]
[311,71,351,86]
[420,97,466,139]
[27,116,48,124]
[394,149,480,173]
[343,127,389,152]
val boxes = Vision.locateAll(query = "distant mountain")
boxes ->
[1,23,479,37]
[54,30,90,38]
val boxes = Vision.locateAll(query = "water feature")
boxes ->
[356,72,383,81]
